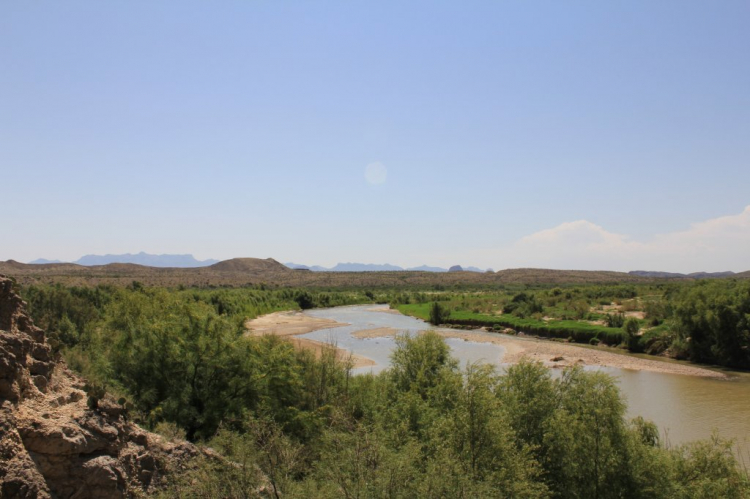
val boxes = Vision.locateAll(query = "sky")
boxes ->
[1,1,749,272]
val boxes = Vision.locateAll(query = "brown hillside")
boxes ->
[0,258,662,288]
[208,257,290,273]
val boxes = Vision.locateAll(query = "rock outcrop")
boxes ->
[0,276,195,498]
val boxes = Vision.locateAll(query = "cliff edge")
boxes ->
[0,276,195,498]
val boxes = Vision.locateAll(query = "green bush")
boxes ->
[428,301,451,325]
[606,312,625,328]
[624,317,642,352]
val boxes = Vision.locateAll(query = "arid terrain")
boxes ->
[0,257,717,289]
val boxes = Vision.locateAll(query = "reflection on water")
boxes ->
[301,305,505,374]
[301,305,750,455]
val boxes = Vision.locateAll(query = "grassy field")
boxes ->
[396,302,626,345]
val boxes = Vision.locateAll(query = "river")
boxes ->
[300,305,750,456]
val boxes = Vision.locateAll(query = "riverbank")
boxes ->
[245,310,349,336]
[247,309,726,379]
[245,310,375,368]
[287,337,376,368]
[386,307,726,378]
[434,329,726,379]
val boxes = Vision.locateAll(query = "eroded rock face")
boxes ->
[0,279,53,405]
[0,276,195,498]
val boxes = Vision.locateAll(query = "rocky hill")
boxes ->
[0,276,196,498]
[208,257,290,273]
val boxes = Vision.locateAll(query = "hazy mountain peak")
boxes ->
[30,253,219,268]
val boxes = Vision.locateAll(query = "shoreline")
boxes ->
[244,310,375,369]
[246,308,727,379]
[433,329,726,379]
[381,306,727,379]
[245,310,349,336]
[287,337,376,369]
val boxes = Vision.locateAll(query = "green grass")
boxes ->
[396,303,626,346]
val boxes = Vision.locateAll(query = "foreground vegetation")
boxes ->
[16,281,750,497]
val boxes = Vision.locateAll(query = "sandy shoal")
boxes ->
[353,327,399,339]
[245,311,374,369]
[365,307,403,315]
[437,330,726,378]
[288,337,376,369]
[245,311,348,336]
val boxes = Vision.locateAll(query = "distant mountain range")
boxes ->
[629,270,736,279]
[29,252,219,268]
[284,262,492,273]
[23,255,739,277]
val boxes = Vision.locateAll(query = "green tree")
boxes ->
[624,317,642,352]
[390,331,457,398]
[429,301,451,325]
[498,360,557,457]
[436,363,548,497]
[544,367,630,499]
[673,281,750,368]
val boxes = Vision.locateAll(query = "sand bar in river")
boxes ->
[246,311,348,336]
[362,325,726,378]
[245,311,375,368]
[353,327,399,339]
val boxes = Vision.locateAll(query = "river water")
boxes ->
[300,305,750,456]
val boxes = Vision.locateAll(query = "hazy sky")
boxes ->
[2,1,749,272]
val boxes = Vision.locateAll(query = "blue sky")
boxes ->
[1,1,749,271]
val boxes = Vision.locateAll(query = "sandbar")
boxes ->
[435,329,726,379]
[245,311,375,368]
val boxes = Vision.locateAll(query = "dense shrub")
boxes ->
[672,280,750,368]
[428,301,451,325]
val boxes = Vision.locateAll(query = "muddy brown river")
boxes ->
[300,305,750,457]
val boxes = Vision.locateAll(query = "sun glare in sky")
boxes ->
[365,162,388,186]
